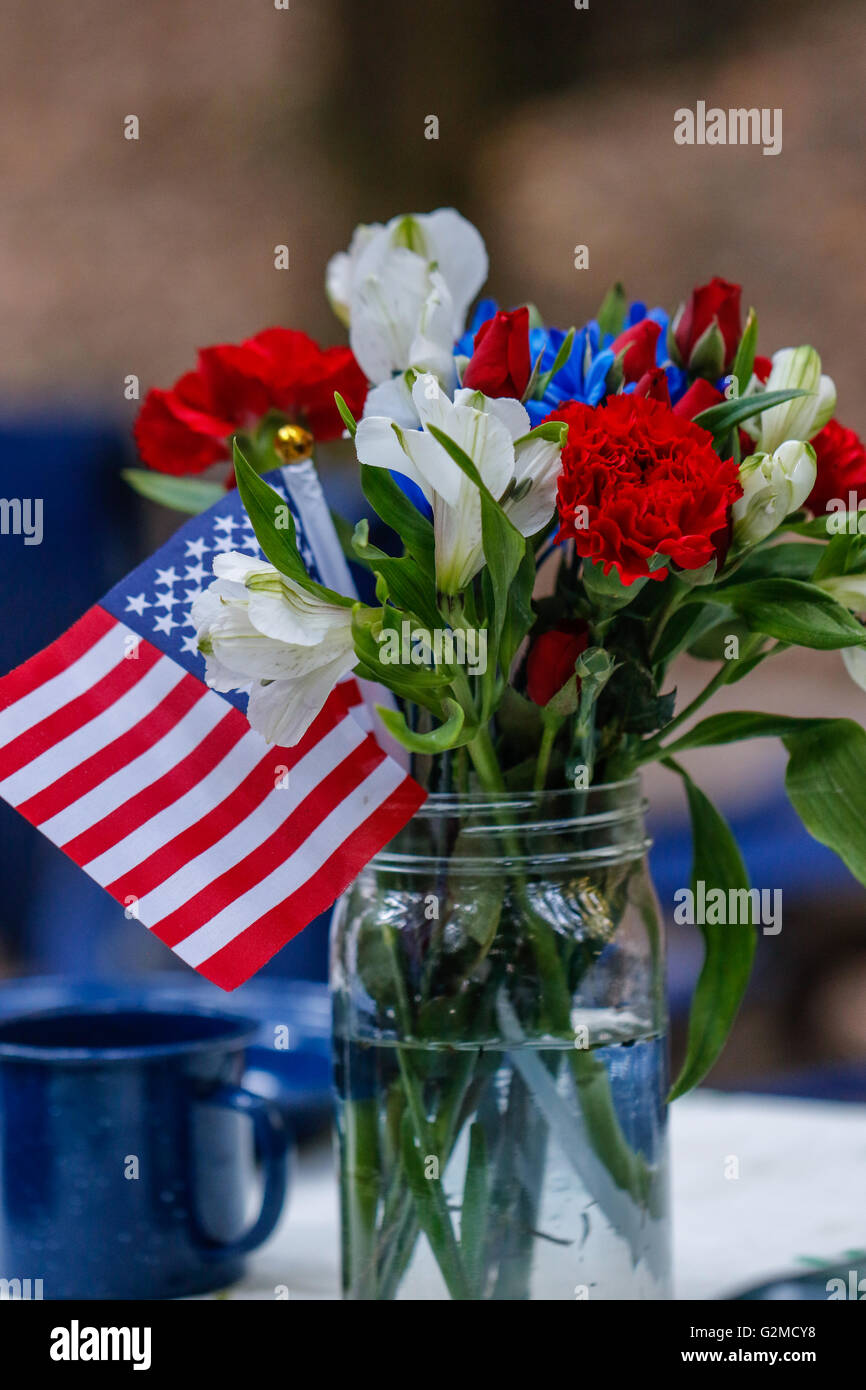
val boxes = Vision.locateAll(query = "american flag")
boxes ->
[0,466,424,989]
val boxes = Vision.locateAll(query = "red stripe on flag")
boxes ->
[63,708,247,866]
[0,641,161,782]
[0,606,116,713]
[197,770,427,989]
[18,672,207,826]
[149,739,388,949]
[106,688,349,903]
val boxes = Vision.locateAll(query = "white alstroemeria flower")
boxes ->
[192,552,356,747]
[355,374,563,595]
[744,346,836,454]
[326,210,488,390]
[732,440,817,548]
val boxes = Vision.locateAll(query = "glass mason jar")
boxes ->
[330,780,671,1301]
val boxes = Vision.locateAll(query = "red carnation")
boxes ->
[526,622,590,707]
[135,328,367,476]
[549,394,742,586]
[674,277,742,373]
[612,319,661,384]
[463,307,531,399]
[807,419,866,517]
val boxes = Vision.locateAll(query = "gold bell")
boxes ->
[274,423,315,464]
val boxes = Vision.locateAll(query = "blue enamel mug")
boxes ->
[0,1003,291,1299]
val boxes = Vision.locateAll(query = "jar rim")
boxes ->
[368,775,651,870]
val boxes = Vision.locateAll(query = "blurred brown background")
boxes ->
[2,0,866,1085]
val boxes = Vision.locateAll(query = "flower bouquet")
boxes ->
[130,209,866,1299]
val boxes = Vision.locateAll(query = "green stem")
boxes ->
[636,635,765,767]
[465,727,657,1211]
[381,922,471,1300]
[534,716,560,791]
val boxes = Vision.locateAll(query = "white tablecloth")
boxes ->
[228,1091,866,1300]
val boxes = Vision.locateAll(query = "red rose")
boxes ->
[611,319,661,384]
[674,277,742,373]
[526,622,590,707]
[633,368,672,405]
[463,307,531,399]
[549,394,742,586]
[134,328,367,476]
[807,419,866,516]
[673,379,724,420]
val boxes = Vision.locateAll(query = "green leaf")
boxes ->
[360,464,435,571]
[121,469,227,515]
[498,538,536,676]
[729,307,757,396]
[377,698,470,753]
[351,518,440,629]
[350,607,451,711]
[658,710,828,758]
[811,530,866,583]
[460,1123,489,1296]
[704,578,866,650]
[333,392,357,438]
[693,388,810,441]
[233,441,352,605]
[330,507,358,564]
[784,719,866,887]
[513,420,569,448]
[787,511,866,539]
[653,603,730,666]
[667,763,756,1100]
[596,282,627,337]
[535,328,575,399]
[718,542,822,585]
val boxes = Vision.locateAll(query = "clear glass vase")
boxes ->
[330,780,671,1301]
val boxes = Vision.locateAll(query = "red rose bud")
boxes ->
[673,277,742,376]
[526,622,590,707]
[807,419,866,517]
[672,379,724,420]
[611,319,661,384]
[752,355,772,384]
[463,307,532,399]
[634,367,672,405]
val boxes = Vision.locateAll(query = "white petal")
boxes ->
[506,437,562,536]
[355,415,433,500]
[246,645,358,747]
[410,383,515,506]
[418,208,489,335]
[349,247,433,384]
[212,551,273,586]
[362,376,420,427]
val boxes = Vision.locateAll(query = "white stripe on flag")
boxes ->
[0,625,124,749]
[137,717,367,923]
[84,731,268,881]
[172,754,406,967]
[0,658,186,805]
[38,692,227,846]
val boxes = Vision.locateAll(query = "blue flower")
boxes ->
[457,299,689,426]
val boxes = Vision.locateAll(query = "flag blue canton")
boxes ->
[102,471,320,711]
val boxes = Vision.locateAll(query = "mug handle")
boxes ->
[193,1085,292,1258]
